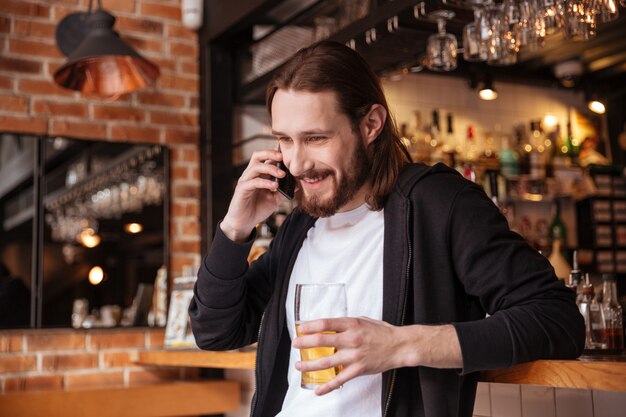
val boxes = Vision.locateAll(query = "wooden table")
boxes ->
[134,350,626,392]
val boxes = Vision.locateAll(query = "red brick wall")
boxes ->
[0,329,199,393]
[0,0,201,278]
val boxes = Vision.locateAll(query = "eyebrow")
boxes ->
[271,130,334,136]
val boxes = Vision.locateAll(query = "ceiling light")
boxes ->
[478,76,498,101]
[588,100,606,114]
[53,0,159,98]
[88,266,104,285]
[78,228,101,248]
[124,223,143,234]
[543,114,558,129]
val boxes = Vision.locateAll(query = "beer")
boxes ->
[296,324,342,388]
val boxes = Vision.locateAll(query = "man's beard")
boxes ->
[294,139,370,218]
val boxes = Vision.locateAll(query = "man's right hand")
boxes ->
[220,149,289,242]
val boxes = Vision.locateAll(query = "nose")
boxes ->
[284,143,313,177]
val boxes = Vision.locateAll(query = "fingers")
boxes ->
[295,317,357,335]
[315,366,361,396]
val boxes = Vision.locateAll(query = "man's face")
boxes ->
[271,89,371,217]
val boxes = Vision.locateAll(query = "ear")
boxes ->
[360,104,387,146]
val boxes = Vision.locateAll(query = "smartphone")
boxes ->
[272,147,296,200]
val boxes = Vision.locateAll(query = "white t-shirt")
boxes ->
[277,204,384,417]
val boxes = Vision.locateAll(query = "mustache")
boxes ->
[294,169,334,181]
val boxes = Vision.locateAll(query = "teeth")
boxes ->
[303,177,322,183]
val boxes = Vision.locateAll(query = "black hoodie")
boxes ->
[190,163,585,417]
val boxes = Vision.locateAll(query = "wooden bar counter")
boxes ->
[135,350,626,392]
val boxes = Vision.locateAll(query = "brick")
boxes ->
[164,128,199,145]
[42,353,98,371]
[26,332,86,351]
[190,167,200,181]
[171,239,201,253]
[0,56,42,74]
[101,351,134,368]
[170,255,198,275]
[45,60,65,77]
[0,334,23,353]
[169,41,197,58]
[115,15,163,35]
[180,60,199,75]
[0,115,47,135]
[149,57,176,72]
[88,330,145,350]
[0,75,13,90]
[109,125,160,142]
[181,219,201,236]
[166,23,196,41]
[100,0,136,14]
[9,39,62,59]
[150,110,196,126]
[137,91,186,107]
[171,201,200,217]
[4,375,64,393]
[128,369,180,386]
[33,100,88,117]
[13,19,57,38]
[158,74,198,92]
[18,79,74,97]
[0,354,37,372]
[0,1,50,18]
[147,329,165,348]
[65,371,124,389]
[171,147,199,165]
[189,96,199,108]
[172,166,190,180]
[50,120,106,140]
[140,2,181,20]
[92,105,145,122]
[0,94,28,113]
[173,183,200,199]
[0,16,10,33]
[123,35,163,54]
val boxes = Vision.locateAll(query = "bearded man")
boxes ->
[190,41,584,417]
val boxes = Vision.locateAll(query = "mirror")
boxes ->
[0,133,168,329]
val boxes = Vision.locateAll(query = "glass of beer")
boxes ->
[295,283,347,389]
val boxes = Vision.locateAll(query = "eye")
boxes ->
[306,136,326,143]
[277,136,292,144]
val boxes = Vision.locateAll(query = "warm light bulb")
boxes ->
[479,88,498,101]
[543,114,558,129]
[78,229,101,248]
[124,223,143,234]
[88,266,104,285]
[588,100,606,114]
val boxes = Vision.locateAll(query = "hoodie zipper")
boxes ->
[383,203,412,417]
[250,311,265,417]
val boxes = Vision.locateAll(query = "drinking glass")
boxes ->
[463,22,487,61]
[426,10,458,72]
[295,283,347,390]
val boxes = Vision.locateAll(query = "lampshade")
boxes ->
[54,8,159,97]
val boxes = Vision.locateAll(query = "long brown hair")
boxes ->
[266,41,411,210]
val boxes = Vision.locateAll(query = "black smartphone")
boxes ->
[272,147,296,200]
[275,160,296,200]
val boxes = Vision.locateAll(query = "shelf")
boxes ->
[135,349,626,392]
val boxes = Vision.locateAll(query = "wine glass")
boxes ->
[426,10,458,72]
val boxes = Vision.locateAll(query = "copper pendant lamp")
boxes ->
[54,0,160,98]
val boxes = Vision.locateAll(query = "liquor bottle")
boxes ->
[548,198,567,245]
[429,109,443,164]
[529,121,546,178]
[548,238,571,281]
[553,124,572,169]
[601,273,624,349]
[410,111,431,164]
[442,112,457,167]
[499,134,519,178]
[579,273,607,349]
[465,125,478,162]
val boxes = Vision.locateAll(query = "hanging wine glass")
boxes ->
[596,0,619,24]
[426,10,458,72]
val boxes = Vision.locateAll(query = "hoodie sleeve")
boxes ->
[188,223,275,351]
[449,182,585,374]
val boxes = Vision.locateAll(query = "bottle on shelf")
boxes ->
[442,112,457,167]
[464,124,478,162]
[410,110,431,164]
[498,133,519,178]
[429,109,444,164]
[549,198,567,245]
[601,273,624,349]
[547,199,570,279]
[529,120,547,178]
[579,273,607,350]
